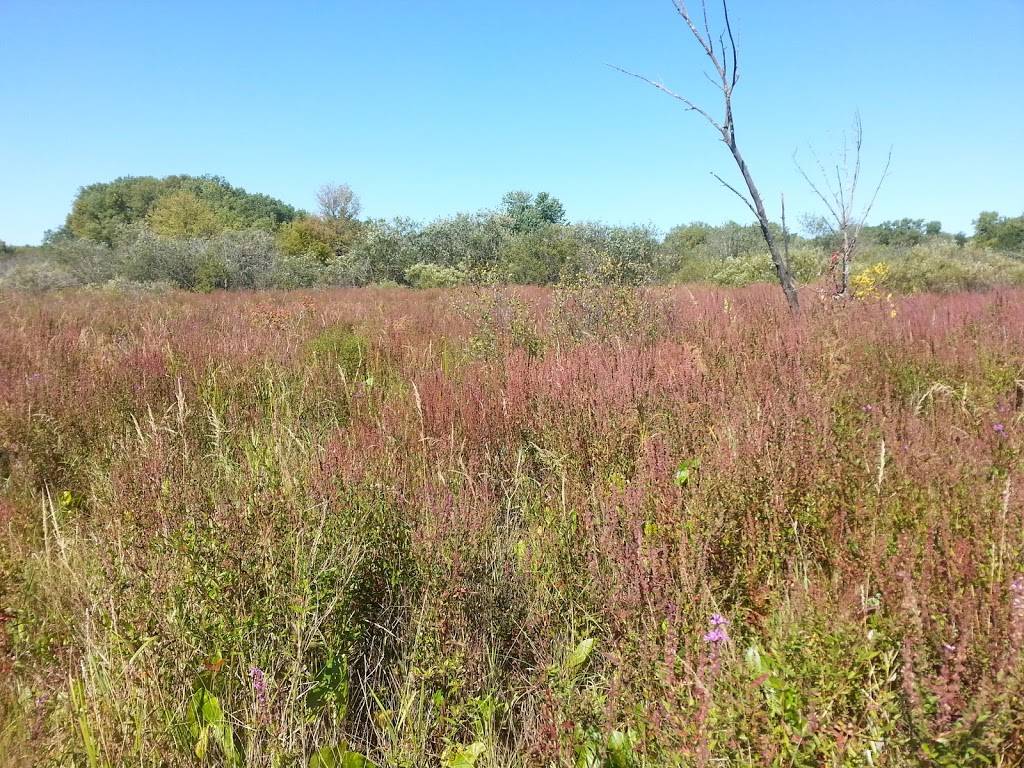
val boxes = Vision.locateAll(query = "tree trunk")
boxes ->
[727,137,800,311]
[838,230,852,298]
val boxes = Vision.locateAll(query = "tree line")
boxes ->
[1,173,1022,293]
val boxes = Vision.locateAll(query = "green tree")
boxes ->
[500,191,566,233]
[498,225,579,284]
[276,215,361,265]
[872,218,927,247]
[974,211,1024,252]
[67,176,167,244]
[66,175,300,244]
[348,217,420,284]
[147,190,226,238]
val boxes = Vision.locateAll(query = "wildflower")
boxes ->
[249,665,268,710]
[703,627,729,643]
[994,423,1006,436]
[704,614,730,644]
[862,404,875,414]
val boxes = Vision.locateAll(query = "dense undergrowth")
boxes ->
[1,284,1023,766]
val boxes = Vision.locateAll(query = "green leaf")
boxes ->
[187,688,240,766]
[443,741,486,768]
[607,729,636,768]
[194,726,209,759]
[574,737,601,768]
[306,653,349,719]
[309,746,378,768]
[673,457,701,487]
[566,637,596,670]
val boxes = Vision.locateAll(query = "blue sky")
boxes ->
[1,0,1022,245]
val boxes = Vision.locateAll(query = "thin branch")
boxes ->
[710,171,758,218]
[700,1,714,58]
[809,147,844,215]
[835,164,847,222]
[794,152,841,226]
[781,192,790,262]
[606,64,724,133]
[854,147,893,237]
[721,0,738,90]
[674,0,726,80]
[702,69,725,93]
[848,112,863,213]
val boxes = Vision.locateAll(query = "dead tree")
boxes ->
[795,113,891,298]
[614,0,800,311]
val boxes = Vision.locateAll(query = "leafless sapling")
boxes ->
[794,113,892,298]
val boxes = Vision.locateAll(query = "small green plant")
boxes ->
[441,741,486,768]
[306,653,349,720]
[309,745,378,768]
[673,457,701,487]
[186,685,241,765]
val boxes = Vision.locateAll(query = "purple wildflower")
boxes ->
[994,423,1006,436]
[249,665,268,710]
[703,613,730,644]
[703,627,729,643]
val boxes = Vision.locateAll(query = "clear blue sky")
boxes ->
[2,0,1022,245]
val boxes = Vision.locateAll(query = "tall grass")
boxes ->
[1,285,1022,766]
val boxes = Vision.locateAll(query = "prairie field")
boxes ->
[1,284,1023,766]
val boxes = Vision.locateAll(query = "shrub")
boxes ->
[874,242,1024,293]
[203,229,280,289]
[404,262,467,288]
[0,261,80,291]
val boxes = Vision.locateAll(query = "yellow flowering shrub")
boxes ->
[851,262,890,299]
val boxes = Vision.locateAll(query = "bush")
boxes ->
[270,250,326,288]
[204,229,280,289]
[404,261,467,288]
[0,261,80,291]
[872,242,1024,293]
[48,237,127,284]
[123,228,208,288]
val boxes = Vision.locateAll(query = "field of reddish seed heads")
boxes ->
[1,284,1023,766]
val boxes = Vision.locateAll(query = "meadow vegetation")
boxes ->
[2,283,1023,766]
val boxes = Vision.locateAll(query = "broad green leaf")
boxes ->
[607,729,636,768]
[309,745,379,768]
[574,737,601,768]
[443,741,486,768]
[194,727,209,759]
[566,637,596,670]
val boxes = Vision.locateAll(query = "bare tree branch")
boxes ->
[711,172,758,218]
[794,153,842,226]
[722,0,739,90]
[781,192,790,263]
[606,64,724,132]
[858,147,892,233]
